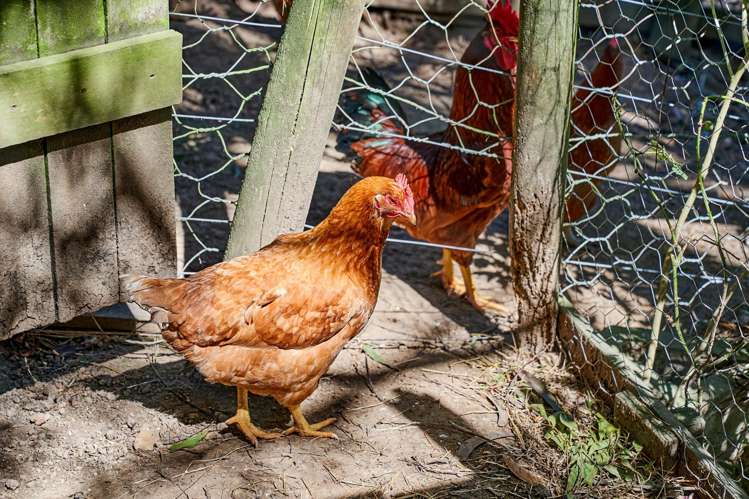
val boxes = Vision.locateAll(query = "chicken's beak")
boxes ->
[404,211,417,227]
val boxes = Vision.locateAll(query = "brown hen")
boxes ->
[122,176,415,444]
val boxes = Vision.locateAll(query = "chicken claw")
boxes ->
[459,263,508,316]
[227,387,281,446]
[283,406,338,439]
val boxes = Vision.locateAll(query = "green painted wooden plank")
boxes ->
[106,0,168,41]
[0,0,38,63]
[225,0,365,257]
[0,30,182,149]
[35,0,106,55]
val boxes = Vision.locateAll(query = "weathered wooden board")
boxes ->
[559,300,749,499]
[0,0,38,64]
[107,0,177,300]
[35,0,117,324]
[0,30,182,149]
[0,1,55,340]
[0,143,55,338]
[106,0,169,40]
[34,0,106,55]
[112,109,177,298]
[46,125,119,323]
[225,0,365,257]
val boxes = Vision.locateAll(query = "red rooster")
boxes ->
[336,1,519,314]
[565,39,624,245]
[123,176,415,444]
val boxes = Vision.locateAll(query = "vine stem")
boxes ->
[643,56,749,384]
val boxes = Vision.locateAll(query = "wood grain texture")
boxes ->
[509,0,578,351]
[0,1,54,339]
[112,109,177,299]
[34,0,106,55]
[0,142,55,339]
[107,0,177,300]
[46,125,119,322]
[0,31,182,148]
[0,0,38,63]
[37,0,118,323]
[106,0,169,41]
[559,302,749,499]
[225,0,365,258]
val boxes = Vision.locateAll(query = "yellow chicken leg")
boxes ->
[432,249,466,295]
[226,387,281,445]
[283,405,338,439]
[458,264,507,315]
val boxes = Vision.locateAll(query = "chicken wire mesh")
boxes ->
[169,0,748,490]
[563,0,749,491]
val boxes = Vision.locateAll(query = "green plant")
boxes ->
[531,404,646,497]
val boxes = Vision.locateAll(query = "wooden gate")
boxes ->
[0,0,181,339]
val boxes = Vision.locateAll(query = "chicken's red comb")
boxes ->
[486,0,519,34]
[395,173,415,214]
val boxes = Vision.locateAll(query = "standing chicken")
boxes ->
[122,176,415,444]
[336,0,519,314]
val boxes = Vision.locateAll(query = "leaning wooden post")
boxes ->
[510,0,578,351]
[225,0,364,257]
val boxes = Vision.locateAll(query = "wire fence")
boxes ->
[169,0,748,491]
[565,0,749,491]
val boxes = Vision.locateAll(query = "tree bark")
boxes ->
[510,0,578,352]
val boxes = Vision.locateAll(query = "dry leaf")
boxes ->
[503,455,546,487]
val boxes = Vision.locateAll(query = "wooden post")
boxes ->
[224,0,364,258]
[510,0,578,351]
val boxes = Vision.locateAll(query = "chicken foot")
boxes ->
[283,405,338,439]
[431,249,458,293]
[433,249,507,314]
[458,263,507,314]
[226,387,281,445]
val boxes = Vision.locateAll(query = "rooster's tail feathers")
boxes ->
[336,67,406,160]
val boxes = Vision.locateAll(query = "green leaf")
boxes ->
[530,403,548,419]
[581,462,598,485]
[596,414,618,436]
[566,462,581,494]
[362,343,386,365]
[169,429,208,452]
[603,464,621,480]
[558,413,578,433]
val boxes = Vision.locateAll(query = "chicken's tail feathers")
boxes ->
[336,67,407,161]
[120,274,183,311]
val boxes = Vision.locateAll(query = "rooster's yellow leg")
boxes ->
[432,249,466,295]
[458,264,507,314]
[226,387,281,445]
[283,405,338,439]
